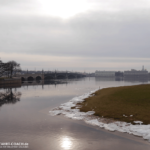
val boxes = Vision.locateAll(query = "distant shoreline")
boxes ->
[0,78,21,88]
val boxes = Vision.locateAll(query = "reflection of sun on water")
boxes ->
[61,136,72,149]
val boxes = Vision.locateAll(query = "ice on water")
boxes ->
[49,89,150,142]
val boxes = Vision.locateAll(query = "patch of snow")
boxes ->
[49,89,150,142]
[134,121,143,125]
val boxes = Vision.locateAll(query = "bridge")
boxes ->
[44,71,85,80]
[19,71,86,81]
[20,73,44,81]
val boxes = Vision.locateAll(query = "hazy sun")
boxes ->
[37,0,93,19]
[61,137,72,149]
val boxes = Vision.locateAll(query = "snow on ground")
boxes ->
[49,89,150,142]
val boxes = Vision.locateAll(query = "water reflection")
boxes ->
[61,136,73,150]
[36,80,40,83]
[95,77,149,83]
[44,80,67,85]
[21,80,67,86]
[95,77,116,81]
[0,88,21,107]
[124,77,149,83]
[21,77,150,88]
[28,81,33,84]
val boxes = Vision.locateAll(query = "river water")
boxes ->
[0,77,150,150]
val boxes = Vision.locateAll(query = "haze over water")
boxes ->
[0,77,150,150]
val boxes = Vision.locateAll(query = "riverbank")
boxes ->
[49,84,150,142]
[0,77,21,88]
[79,84,150,124]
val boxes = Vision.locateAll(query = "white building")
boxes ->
[95,71,115,77]
[124,66,148,77]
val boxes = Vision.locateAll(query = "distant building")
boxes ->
[124,66,148,78]
[87,73,95,77]
[115,71,124,77]
[95,71,115,77]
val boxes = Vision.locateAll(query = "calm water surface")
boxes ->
[0,77,150,150]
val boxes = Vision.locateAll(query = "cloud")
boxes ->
[0,10,150,57]
[0,0,150,71]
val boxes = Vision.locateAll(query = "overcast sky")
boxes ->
[0,0,150,72]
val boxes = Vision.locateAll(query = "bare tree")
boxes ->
[0,60,21,78]
[7,61,21,78]
[0,60,9,77]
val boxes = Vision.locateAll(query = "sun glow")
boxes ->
[61,137,73,149]
[37,0,93,19]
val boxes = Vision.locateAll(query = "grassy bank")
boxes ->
[78,84,150,124]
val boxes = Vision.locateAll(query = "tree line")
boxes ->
[0,59,21,78]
